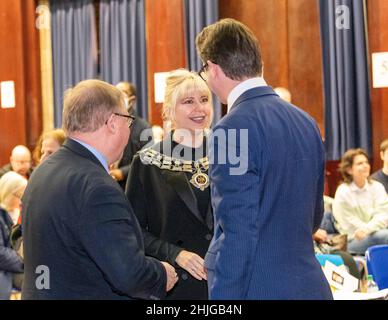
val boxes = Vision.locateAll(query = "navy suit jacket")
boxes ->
[21,139,166,299]
[205,86,333,300]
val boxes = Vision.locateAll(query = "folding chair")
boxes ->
[365,245,388,290]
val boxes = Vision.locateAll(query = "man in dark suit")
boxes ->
[196,19,332,299]
[110,82,153,189]
[21,79,177,299]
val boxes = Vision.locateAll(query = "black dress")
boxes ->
[125,134,213,299]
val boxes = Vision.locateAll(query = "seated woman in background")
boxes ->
[0,171,26,299]
[125,69,213,299]
[33,129,66,165]
[333,148,388,255]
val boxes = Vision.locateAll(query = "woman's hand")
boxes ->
[313,229,328,243]
[109,169,124,181]
[354,228,369,240]
[175,250,207,281]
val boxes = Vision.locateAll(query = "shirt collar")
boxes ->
[349,181,370,193]
[227,76,267,113]
[70,138,109,173]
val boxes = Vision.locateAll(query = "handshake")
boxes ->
[161,262,179,291]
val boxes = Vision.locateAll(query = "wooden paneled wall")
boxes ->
[145,0,187,127]
[220,0,324,134]
[0,0,42,166]
[368,0,388,171]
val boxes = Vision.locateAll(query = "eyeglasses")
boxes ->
[198,63,209,82]
[105,112,135,128]
[114,112,135,128]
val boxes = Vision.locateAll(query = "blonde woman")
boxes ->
[126,69,213,299]
[0,171,26,299]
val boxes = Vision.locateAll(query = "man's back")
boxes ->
[207,86,332,299]
[22,139,165,299]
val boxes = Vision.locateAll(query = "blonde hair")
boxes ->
[0,171,27,211]
[62,79,125,134]
[162,69,213,129]
[33,129,66,165]
[116,82,136,98]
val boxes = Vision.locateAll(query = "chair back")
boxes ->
[365,245,388,290]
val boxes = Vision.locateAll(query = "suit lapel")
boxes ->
[205,201,213,231]
[160,170,206,226]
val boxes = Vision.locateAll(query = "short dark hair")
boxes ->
[338,148,370,184]
[195,18,263,80]
[380,139,388,153]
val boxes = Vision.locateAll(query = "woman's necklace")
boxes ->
[139,148,210,191]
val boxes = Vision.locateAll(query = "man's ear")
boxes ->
[381,151,385,161]
[208,60,227,81]
[207,60,218,78]
[105,114,117,134]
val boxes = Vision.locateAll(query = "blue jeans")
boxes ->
[348,229,388,254]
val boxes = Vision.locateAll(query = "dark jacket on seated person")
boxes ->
[0,208,24,299]
[371,169,388,194]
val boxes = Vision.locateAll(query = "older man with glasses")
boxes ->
[21,79,177,300]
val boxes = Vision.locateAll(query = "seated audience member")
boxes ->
[126,69,213,299]
[333,148,388,255]
[0,171,26,299]
[371,138,388,193]
[110,81,153,189]
[33,129,66,165]
[0,146,32,180]
[321,196,339,234]
[8,129,67,291]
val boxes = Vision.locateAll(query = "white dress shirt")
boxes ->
[227,77,267,113]
[333,180,388,240]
